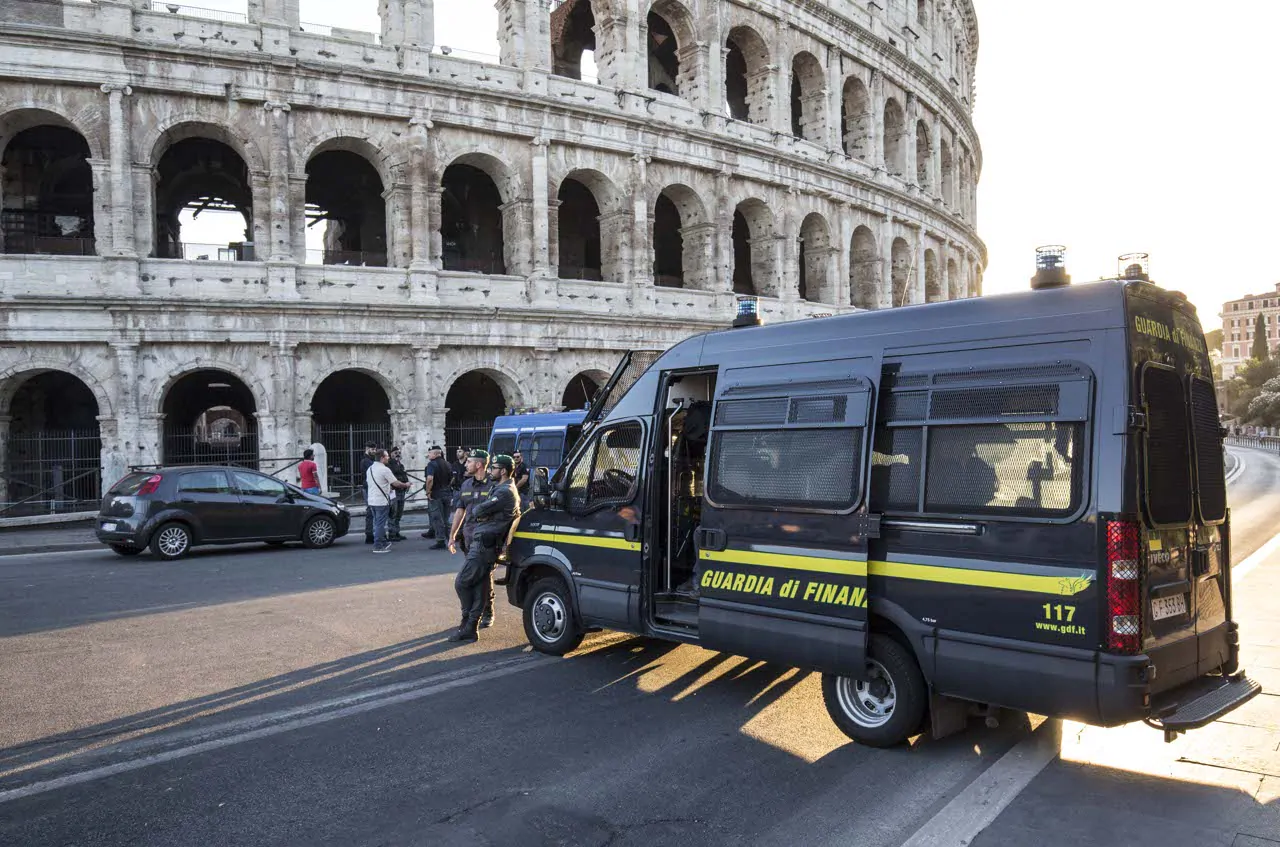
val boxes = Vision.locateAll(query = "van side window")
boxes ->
[490,435,517,456]
[872,364,1090,519]
[532,433,565,469]
[567,422,642,512]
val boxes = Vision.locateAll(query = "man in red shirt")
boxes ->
[298,448,321,495]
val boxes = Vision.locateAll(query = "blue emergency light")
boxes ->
[733,295,762,328]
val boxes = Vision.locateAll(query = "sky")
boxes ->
[186,0,1277,328]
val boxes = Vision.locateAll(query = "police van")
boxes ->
[507,274,1260,747]
[487,411,587,476]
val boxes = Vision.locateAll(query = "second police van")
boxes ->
[505,270,1261,747]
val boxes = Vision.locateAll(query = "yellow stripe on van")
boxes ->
[868,560,1092,597]
[513,531,641,552]
[700,548,868,577]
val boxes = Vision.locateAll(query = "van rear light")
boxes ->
[1106,520,1142,654]
[136,474,163,496]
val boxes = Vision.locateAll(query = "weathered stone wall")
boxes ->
[0,0,984,498]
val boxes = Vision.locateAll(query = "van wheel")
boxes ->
[149,523,192,561]
[302,515,337,549]
[523,577,584,656]
[822,634,926,748]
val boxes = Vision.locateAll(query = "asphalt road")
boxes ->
[0,450,1276,847]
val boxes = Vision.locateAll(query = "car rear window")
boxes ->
[109,473,155,496]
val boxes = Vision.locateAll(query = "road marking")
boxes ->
[898,719,1062,847]
[0,653,547,805]
[1225,449,1247,485]
[1235,526,1280,582]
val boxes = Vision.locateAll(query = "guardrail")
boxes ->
[149,2,249,23]
[1226,435,1280,453]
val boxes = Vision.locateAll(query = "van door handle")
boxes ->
[696,527,727,552]
[623,522,640,542]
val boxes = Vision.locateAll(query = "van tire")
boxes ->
[822,634,927,748]
[523,577,584,656]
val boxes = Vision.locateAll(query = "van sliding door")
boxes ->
[696,356,881,676]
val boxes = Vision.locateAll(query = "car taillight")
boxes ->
[136,474,163,496]
[1106,519,1142,654]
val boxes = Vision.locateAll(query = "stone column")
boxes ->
[496,0,551,69]
[714,169,733,292]
[100,84,136,257]
[263,102,292,261]
[408,117,433,270]
[110,342,141,476]
[403,0,434,50]
[530,137,551,274]
[270,343,299,457]
[598,209,628,284]
[904,94,918,188]
[249,0,299,27]
[916,235,928,304]
[385,176,412,269]
[547,198,562,273]
[781,188,801,299]
[629,153,651,287]
[288,173,308,261]
[826,49,843,151]
[870,69,885,171]
[627,0,645,91]
[132,163,155,258]
[880,221,895,309]
[594,7,629,89]
[932,113,944,200]
[87,159,112,258]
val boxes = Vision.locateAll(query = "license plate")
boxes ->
[1152,594,1188,621]
[101,522,116,532]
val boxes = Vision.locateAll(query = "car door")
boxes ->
[552,419,647,629]
[696,356,881,677]
[174,470,242,542]
[230,470,303,539]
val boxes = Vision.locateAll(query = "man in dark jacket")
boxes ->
[359,441,379,544]
[447,453,521,642]
[387,446,410,542]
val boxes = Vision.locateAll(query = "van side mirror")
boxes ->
[531,467,551,497]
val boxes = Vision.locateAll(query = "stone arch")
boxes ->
[652,182,710,289]
[159,366,262,466]
[305,140,389,267]
[437,361,527,412]
[731,197,777,297]
[0,359,113,419]
[0,116,96,256]
[144,117,266,173]
[890,236,914,307]
[297,363,409,418]
[298,134,396,194]
[841,76,871,160]
[556,168,621,282]
[798,211,835,303]
[924,248,942,302]
[0,105,105,161]
[850,225,880,309]
[790,51,826,141]
[308,369,395,490]
[151,359,269,418]
[916,118,932,189]
[947,256,962,299]
[883,98,906,176]
[440,151,515,275]
[724,25,770,124]
[443,366,523,452]
[561,368,611,410]
[551,0,600,82]
[150,122,257,260]
[647,0,697,97]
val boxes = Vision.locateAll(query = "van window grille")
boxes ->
[1142,366,1193,526]
[931,363,1086,385]
[715,398,789,427]
[789,395,848,424]
[885,392,928,422]
[871,426,923,511]
[1188,377,1226,524]
[591,350,661,419]
[930,385,1060,419]
[722,377,866,397]
[924,423,1082,517]
[709,428,862,510]
[884,371,929,389]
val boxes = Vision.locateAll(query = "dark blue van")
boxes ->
[487,411,586,475]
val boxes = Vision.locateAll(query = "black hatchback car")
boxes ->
[96,467,351,560]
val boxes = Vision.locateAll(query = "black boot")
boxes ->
[447,621,478,643]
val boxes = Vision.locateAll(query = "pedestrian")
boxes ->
[298,448,321,495]
[387,446,410,542]
[420,445,452,548]
[447,452,520,642]
[359,441,379,544]
[512,450,530,500]
[446,450,498,633]
[366,448,410,553]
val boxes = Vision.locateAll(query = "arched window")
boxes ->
[890,237,914,307]
[850,225,880,309]
[798,213,834,303]
[441,161,506,274]
[2,370,102,512]
[790,52,825,141]
[647,9,681,95]
[311,370,393,499]
[446,371,508,452]
[841,77,871,159]
[731,199,776,296]
[162,370,259,466]
[0,120,94,256]
[883,99,906,176]
[925,249,942,302]
[153,136,253,260]
[724,26,770,124]
[557,177,603,281]
[305,149,387,267]
[653,193,684,287]
[550,0,598,82]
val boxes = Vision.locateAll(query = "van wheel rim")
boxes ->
[836,659,897,728]
[308,519,334,545]
[158,527,188,557]
[532,592,567,642]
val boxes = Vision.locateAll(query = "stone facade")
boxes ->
[1221,282,1280,380]
[0,0,983,504]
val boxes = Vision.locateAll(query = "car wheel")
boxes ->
[149,522,192,561]
[822,633,927,748]
[522,576,584,656]
[302,515,337,549]
[109,544,143,557]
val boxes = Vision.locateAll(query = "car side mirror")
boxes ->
[549,490,564,510]
[531,467,551,497]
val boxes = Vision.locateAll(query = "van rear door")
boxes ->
[695,356,881,677]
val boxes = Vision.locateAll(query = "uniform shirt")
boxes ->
[388,457,409,484]
[453,475,491,545]
[449,459,466,490]
[425,458,452,499]
[469,479,522,547]
[366,462,398,507]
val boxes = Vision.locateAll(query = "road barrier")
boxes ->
[1227,435,1280,453]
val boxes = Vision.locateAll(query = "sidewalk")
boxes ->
[0,506,435,557]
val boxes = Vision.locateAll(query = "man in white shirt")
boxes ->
[366,449,410,553]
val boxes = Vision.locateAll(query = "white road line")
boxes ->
[1235,526,1280,582]
[1225,449,1246,485]
[898,719,1062,847]
[0,654,546,805]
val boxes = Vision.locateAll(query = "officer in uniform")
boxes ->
[447,453,521,642]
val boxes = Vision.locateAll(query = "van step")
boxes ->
[1152,673,1262,732]
[654,599,698,629]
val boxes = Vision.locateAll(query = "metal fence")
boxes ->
[163,425,260,468]
[0,429,102,516]
[1227,435,1280,453]
[446,418,496,455]
[313,423,393,502]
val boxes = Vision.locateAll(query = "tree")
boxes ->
[1229,357,1280,421]
[1205,328,1223,352]
[1246,375,1280,427]
[1251,313,1270,361]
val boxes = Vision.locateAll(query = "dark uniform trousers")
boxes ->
[453,480,520,631]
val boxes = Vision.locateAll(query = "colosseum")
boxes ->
[0,0,983,511]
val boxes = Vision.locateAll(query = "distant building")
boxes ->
[1221,282,1280,379]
